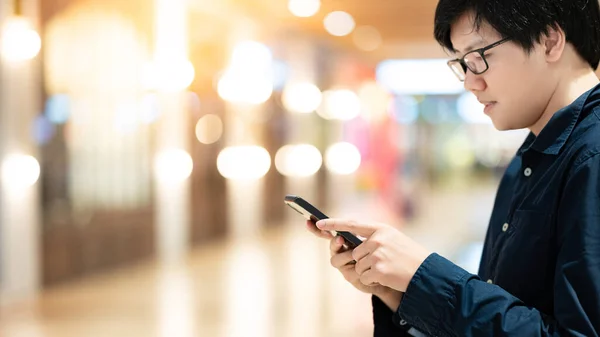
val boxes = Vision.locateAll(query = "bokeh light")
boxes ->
[288,0,320,18]
[323,11,355,37]
[143,60,195,92]
[195,114,223,145]
[1,16,41,62]
[325,142,361,175]
[44,94,71,124]
[218,41,274,105]
[281,82,322,114]
[275,144,322,177]
[154,149,194,183]
[444,132,476,169]
[1,154,40,188]
[390,95,419,124]
[217,146,271,180]
[358,81,391,123]
[317,89,360,120]
[32,115,56,145]
[352,26,382,51]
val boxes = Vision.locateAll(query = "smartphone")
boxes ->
[284,194,363,248]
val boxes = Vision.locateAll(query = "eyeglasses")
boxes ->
[447,37,511,81]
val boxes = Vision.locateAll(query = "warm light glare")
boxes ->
[218,41,274,105]
[275,144,322,177]
[317,89,360,120]
[1,154,40,188]
[218,73,273,105]
[231,41,272,68]
[1,16,41,61]
[144,60,195,92]
[154,149,194,182]
[281,82,322,114]
[288,0,321,17]
[353,26,382,51]
[358,81,391,123]
[195,114,223,144]
[140,94,161,124]
[323,11,355,37]
[217,146,271,180]
[325,142,361,175]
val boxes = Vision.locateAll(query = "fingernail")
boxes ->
[316,220,324,228]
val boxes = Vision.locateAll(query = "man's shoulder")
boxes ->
[564,108,600,168]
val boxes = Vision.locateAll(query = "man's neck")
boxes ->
[529,68,599,136]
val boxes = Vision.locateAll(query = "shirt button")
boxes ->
[502,223,509,232]
[487,279,494,284]
[524,167,532,177]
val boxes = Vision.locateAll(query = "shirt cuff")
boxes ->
[372,294,412,335]
[395,253,470,336]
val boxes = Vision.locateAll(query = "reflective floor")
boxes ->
[0,181,497,337]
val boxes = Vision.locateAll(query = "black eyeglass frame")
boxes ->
[447,37,511,81]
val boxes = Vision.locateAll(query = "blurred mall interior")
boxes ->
[0,0,561,336]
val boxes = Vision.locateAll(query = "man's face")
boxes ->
[450,13,555,131]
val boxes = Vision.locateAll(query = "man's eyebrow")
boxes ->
[454,39,486,54]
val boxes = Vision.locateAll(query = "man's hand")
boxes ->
[305,219,405,310]
[317,219,432,293]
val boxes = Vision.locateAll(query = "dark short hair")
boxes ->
[434,0,600,70]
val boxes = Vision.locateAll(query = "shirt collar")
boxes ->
[519,83,600,156]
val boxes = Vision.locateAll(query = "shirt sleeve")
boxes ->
[393,153,600,337]
[372,294,413,336]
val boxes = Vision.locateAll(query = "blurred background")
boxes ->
[0,0,543,336]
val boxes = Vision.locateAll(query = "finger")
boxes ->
[330,250,355,268]
[329,235,346,255]
[359,268,379,286]
[306,220,334,240]
[339,267,360,282]
[316,219,378,238]
[355,254,373,275]
[351,241,371,262]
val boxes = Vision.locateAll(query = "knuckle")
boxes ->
[372,262,385,275]
[371,250,382,261]
[371,234,384,247]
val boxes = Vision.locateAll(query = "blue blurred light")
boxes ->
[390,95,419,124]
[44,94,71,124]
[32,115,56,145]
[272,60,289,91]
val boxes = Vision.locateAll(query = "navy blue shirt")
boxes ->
[372,83,600,336]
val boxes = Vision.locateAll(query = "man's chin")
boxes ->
[490,119,521,132]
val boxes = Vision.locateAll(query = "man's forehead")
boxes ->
[450,16,497,54]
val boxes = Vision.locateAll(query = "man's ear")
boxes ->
[542,25,566,63]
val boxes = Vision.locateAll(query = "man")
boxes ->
[306,0,600,335]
